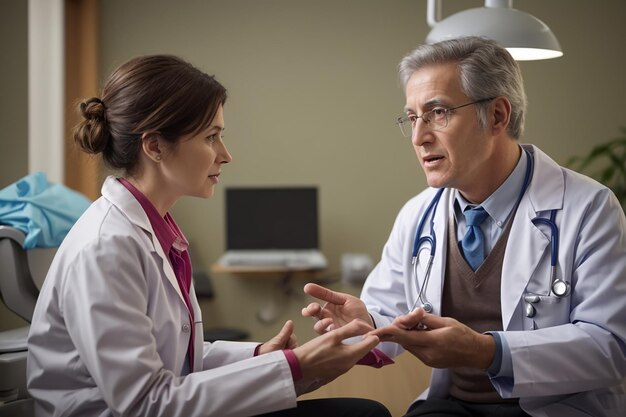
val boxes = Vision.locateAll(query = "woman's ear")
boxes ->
[141,132,163,163]
[491,96,512,136]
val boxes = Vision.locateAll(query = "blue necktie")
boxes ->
[461,206,489,271]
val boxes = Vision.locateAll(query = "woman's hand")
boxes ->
[258,320,298,355]
[294,319,379,386]
[301,283,372,334]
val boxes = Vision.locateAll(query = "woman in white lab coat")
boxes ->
[26,55,391,417]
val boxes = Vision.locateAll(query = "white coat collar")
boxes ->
[425,145,566,328]
[100,176,186,304]
[522,144,565,213]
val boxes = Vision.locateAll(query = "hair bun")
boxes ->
[79,97,107,122]
[73,97,111,154]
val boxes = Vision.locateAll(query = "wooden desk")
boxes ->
[211,264,331,324]
[211,263,326,276]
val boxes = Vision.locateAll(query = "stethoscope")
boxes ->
[409,148,569,316]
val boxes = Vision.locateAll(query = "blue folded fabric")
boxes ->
[0,172,92,248]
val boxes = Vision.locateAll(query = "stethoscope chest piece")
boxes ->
[552,279,570,297]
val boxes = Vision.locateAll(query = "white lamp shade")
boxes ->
[426,6,563,61]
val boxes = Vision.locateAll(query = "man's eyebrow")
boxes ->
[424,98,449,107]
[404,98,449,113]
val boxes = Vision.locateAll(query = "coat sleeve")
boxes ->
[361,194,431,358]
[60,235,297,417]
[496,187,626,398]
[202,340,260,369]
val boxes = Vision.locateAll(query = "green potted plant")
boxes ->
[566,127,626,211]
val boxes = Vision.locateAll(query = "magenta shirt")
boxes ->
[118,178,195,370]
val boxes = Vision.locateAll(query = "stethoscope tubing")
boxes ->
[531,210,558,268]
[409,148,568,316]
[412,188,445,260]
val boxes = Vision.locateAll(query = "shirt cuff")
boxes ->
[485,331,502,374]
[356,348,395,368]
[282,349,303,381]
[253,343,262,356]
[485,331,513,378]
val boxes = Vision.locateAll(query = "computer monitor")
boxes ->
[225,187,319,250]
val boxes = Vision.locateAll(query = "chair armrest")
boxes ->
[0,227,39,322]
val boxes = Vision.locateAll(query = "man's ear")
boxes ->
[491,96,512,136]
[141,132,163,163]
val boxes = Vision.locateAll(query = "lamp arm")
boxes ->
[485,0,513,8]
[428,0,514,28]
[426,0,442,28]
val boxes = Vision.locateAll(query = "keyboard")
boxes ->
[219,250,327,269]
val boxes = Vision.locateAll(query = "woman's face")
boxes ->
[159,105,232,199]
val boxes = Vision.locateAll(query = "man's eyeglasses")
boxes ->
[395,97,495,138]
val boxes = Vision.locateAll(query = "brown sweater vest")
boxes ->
[441,213,517,403]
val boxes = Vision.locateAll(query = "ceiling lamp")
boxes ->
[426,0,563,61]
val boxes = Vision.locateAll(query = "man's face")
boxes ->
[404,63,495,199]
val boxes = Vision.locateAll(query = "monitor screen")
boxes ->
[225,187,319,250]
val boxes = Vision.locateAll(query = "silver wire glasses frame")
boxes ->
[395,97,495,138]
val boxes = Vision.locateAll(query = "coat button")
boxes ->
[182,324,191,333]
[524,294,540,303]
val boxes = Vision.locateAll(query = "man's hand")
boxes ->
[301,283,373,334]
[258,320,298,355]
[369,308,495,369]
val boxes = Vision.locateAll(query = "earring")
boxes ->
[156,155,161,161]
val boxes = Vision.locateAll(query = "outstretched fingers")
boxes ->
[313,317,335,334]
[301,302,323,319]
[304,283,348,306]
[276,320,297,349]
[277,320,294,338]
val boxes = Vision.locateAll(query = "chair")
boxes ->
[0,225,56,414]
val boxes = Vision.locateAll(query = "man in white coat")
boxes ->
[303,37,626,417]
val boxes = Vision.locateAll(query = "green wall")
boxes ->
[2,0,625,342]
[0,0,28,187]
[99,0,626,342]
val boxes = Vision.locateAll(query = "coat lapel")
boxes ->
[150,233,186,304]
[501,145,565,329]
[101,176,186,304]
[501,199,549,329]
[189,284,204,372]
[426,188,453,316]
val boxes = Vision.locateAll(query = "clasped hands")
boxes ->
[257,282,495,395]
[257,294,381,395]
[300,283,496,370]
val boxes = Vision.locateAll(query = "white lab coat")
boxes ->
[362,145,626,416]
[27,177,297,417]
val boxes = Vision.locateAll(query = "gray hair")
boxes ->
[399,36,527,139]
